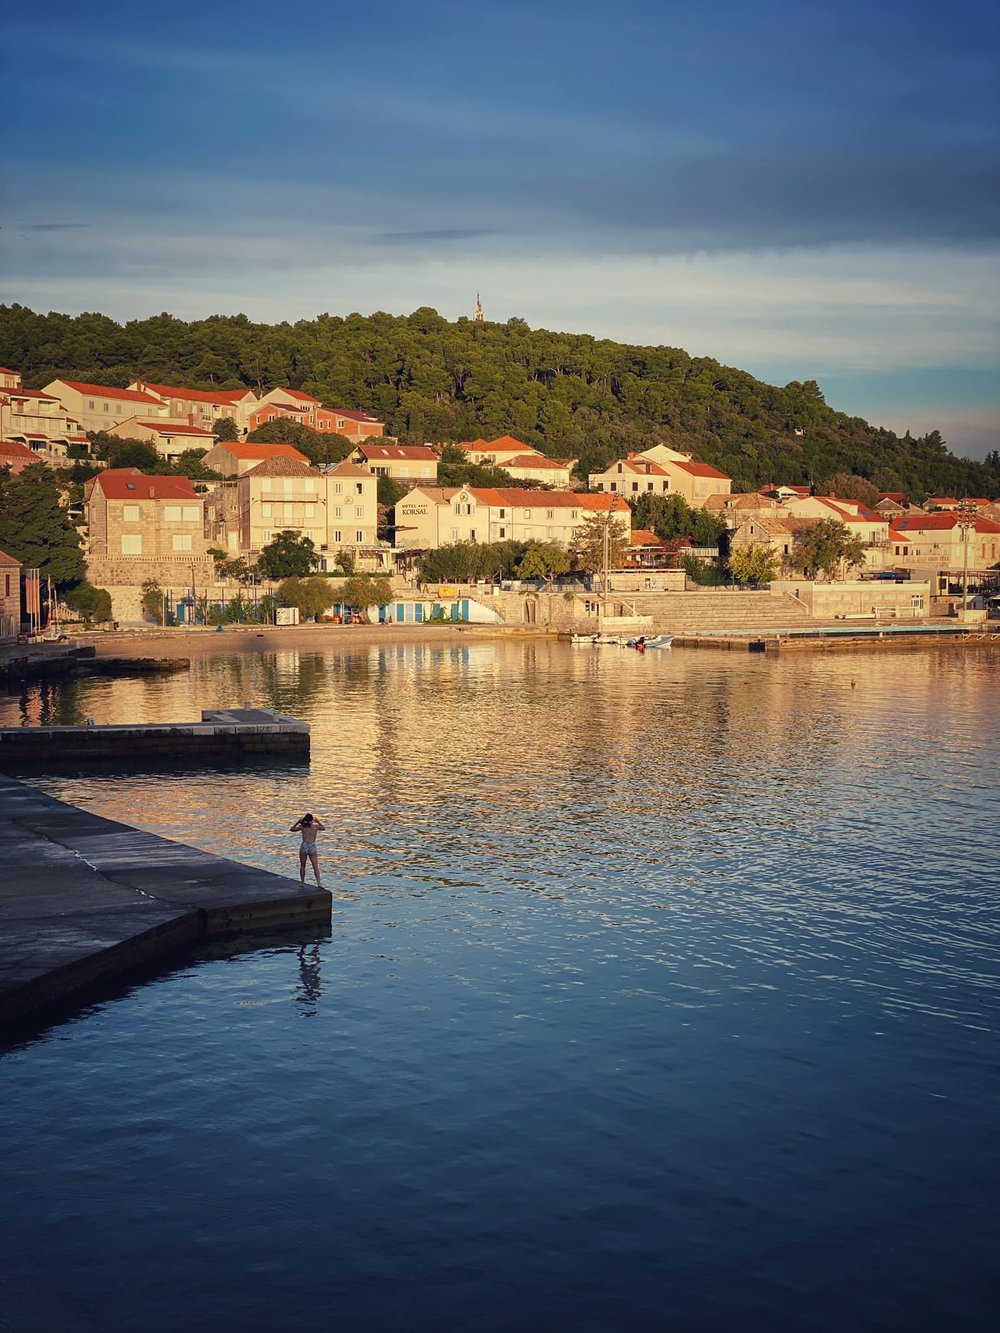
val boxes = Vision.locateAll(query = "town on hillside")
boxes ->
[1,365,999,637]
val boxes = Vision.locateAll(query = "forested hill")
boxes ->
[2,303,996,499]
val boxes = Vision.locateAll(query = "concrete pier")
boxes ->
[0,772,331,1031]
[0,707,310,764]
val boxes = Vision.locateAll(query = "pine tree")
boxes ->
[0,465,84,587]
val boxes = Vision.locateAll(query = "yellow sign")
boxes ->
[438,586,456,597]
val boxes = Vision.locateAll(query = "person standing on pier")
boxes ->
[290,812,325,887]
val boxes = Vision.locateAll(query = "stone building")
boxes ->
[84,469,214,597]
[200,441,310,477]
[106,417,217,461]
[394,486,630,551]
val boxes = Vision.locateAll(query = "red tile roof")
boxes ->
[136,381,251,405]
[132,420,215,437]
[7,387,59,401]
[276,388,321,404]
[0,440,37,460]
[93,469,199,500]
[892,513,1000,535]
[215,442,308,462]
[51,379,165,405]
[332,407,381,422]
[468,488,629,512]
[357,444,437,461]
[671,460,732,479]
[0,547,21,565]
[505,454,568,469]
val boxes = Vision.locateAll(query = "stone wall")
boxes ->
[772,579,932,619]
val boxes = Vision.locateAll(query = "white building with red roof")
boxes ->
[0,440,41,475]
[106,417,217,460]
[394,486,630,551]
[0,370,91,463]
[350,442,439,485]
[44,379,169,434]
[128,381,258,433]
[589,444,732,508]
[453,435,577,486]
[889,512,1000,572]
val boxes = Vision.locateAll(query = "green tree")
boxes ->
[790,520,867,579]
[278,575,333,620]
[141,578,164,623]
[258,530,319,578]
[212,416,240,441]
[377,475,404,507]
[0,464,84,587]
[515,542,571,579]
[333,550,357,575]
[569,514,630,574]
[820,472,880,505]
[728,544,781,587]
[340,575,395,609]
[64,581,112,625]
[246,418,352,466]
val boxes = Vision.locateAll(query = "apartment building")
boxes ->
[0,370,90,462]
[129,381,258,433]
[455,435,578,486]
[223,456,379,564]
[44,379,169,434]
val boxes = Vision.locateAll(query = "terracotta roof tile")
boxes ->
[94,468,200,500]
[50,379,165,405]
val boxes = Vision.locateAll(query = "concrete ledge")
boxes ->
[0,773,331,1031]
[0,708,310,763]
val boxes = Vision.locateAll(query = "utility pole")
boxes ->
[957,498,976,619]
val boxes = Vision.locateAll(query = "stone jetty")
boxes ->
[0,707,310,764]
[0,772,331,1032]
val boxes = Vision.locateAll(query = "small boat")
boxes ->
[626,634,673,650]
[571,632,627,646]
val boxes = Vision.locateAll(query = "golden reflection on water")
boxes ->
[4,641,996,886]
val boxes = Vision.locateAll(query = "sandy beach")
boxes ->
[89,622,531,659]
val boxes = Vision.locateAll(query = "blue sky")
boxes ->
[1,0,997,457]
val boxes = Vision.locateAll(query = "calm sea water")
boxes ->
[1,640,998,1332]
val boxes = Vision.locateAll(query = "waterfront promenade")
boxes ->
[0,773,331,1031]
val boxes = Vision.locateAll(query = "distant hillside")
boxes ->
[1,303,996,499]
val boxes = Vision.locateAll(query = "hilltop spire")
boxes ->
[474,292,484,323]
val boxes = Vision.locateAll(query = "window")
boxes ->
[356,530,364,543]
[571,510,578,520]
[261,478,272,492]
[261,503,272,518]
[452,527,459,539]
[610,483,617,492]
[499,508,506,519]
[498,527,506,538]
[632,483,639,493]
[337,418,345,429]
[523,509,531,518]
[355,506,364,519]
[334,506,342,518]
[283,504,294,521]
[88,400,95,410]
[183,505,199,522]
[121,534,142,554]
[304,479,315,493]
[546,509,554,519]
[647,483,653,491]
[283,480,294,495]
[164,505,182,522]
[355,483,363,495]
[103,403,109,413]
[123,504,140,523]
[304,504,316,519]
[335,483,342,494]
[334,530,342,542]
[172,533,193,552]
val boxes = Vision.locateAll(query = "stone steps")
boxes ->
[610,591,816,633]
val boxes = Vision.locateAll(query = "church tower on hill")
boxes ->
[474,292,484,323]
